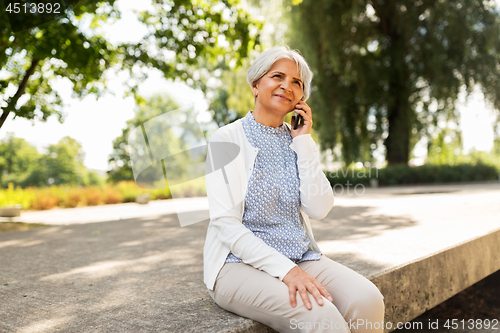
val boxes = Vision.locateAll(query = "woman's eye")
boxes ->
[273,74,281,78]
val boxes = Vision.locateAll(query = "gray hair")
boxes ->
[246,46,313,101]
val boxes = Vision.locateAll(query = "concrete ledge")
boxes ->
[0,205,22,217]
[217,184,500,332]
[209,228,500,333]
[371,228,500,332]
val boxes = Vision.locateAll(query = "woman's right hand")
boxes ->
[282,266,333,309]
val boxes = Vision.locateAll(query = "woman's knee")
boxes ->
[346,280,385,321]
[364,283,384,317]
[292,297,351,333]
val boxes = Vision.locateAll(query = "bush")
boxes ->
[0,179,202,211]
[64,188,84,208]
[31,191,59,210]
[115,181,147,202]
[0,183,36,209]
[83,186,103,206]
[326,162,499,187]
[103,188,122,204]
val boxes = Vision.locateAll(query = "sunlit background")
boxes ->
[1,0,498,174]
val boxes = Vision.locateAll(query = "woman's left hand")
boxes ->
[290,100,313,139]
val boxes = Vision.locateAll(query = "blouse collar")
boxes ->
[245,111,287,135]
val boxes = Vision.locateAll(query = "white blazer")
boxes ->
[204,118,334,290]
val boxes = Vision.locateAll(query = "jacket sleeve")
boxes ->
[205,131,297,281]
[291,134,334,220]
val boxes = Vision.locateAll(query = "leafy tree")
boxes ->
[207,59,252,127]
[0,0,262,129]
[107,132,134,183]
[21,168,48,188]
[0,133,40,186]
[87,171,105,186]
[492,137,500,156]
[108,94,191,185]
[425,127,463,164]
[207,0,302,128]
[287,0,500,165]
[42,136,86,186]
[0,134,102,187]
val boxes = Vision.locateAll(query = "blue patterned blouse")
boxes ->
[225,111,321,264]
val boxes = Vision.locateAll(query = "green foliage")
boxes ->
[287,0,500,165]
[108,93,195,187]
[0,183,36,208]
[425,128,500,170]
[426,127,463,164]
[0,134,104,188]
[325,162,499,187]
[88,171,105,186]
[42,136,85,186]
[208,59,252,127]
[492,137,500,155]
[0,133,41,186]
[453,149,500,171]
[0,180,173,210]
[0,0,262,129]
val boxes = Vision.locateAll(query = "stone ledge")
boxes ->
[225,228,500,333]
[372,228,500,332]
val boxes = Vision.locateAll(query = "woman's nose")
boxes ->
[280,82,291,91]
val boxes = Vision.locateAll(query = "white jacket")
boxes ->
[204,118,334,290]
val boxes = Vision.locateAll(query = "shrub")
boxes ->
[84,186,103,206]
[103,187,122,204]
[0,183,36,209]
[65,188,84,208]
[31,191,59,210]
[325,162,499,187]
[115,181,146,202]
[0,178,203,211]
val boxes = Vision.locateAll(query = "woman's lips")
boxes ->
[275,95,290,101]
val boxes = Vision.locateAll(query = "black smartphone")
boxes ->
[293,97,305,130]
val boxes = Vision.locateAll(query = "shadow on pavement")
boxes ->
[0,204,416,332]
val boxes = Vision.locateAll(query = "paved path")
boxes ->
[1,183,499,332]
[2,197,209,225]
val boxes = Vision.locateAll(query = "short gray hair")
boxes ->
[246,46,313,101]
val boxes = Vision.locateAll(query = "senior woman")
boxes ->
[204,46,384,333]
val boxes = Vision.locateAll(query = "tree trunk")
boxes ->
[385,102,411,165]
[0,58,40,130]
[383,28,411,166]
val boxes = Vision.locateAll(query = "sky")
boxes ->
[0,0,498,171]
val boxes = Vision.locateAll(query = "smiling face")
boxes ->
[252,58,304,124]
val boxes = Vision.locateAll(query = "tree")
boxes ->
[0,0,262,129]
[207,0,304,128]
[107,94,189,184]
[43,136,86,186]
[207,59,253,127]
[0,133,41,186]
[287,0,500,165]
[0,134,102,187]
[425,127,463,164]
[492,137,500,156]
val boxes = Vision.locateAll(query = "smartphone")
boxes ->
[293,97,305,130]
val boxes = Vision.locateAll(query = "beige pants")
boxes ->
[208,255,384,333]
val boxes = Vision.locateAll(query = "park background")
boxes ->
[1,0,500,211]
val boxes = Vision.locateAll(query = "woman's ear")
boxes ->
[252,78,262,98]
